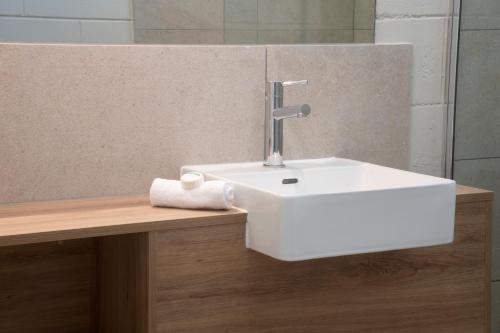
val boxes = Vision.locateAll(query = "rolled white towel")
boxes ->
[149,178,234,210]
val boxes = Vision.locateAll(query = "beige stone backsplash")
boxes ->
[0,43,411,203]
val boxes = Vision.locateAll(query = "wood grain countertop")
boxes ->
[456,184,494,204]
[0,185,492,247]
[0,195,247,246]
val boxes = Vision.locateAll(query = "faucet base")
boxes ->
[263,163,286,168]
[264,154,286,168]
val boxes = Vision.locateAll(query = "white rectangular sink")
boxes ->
[183,158,456,261]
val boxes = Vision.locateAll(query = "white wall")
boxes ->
[376,0,453,176]
[0,0,134,43]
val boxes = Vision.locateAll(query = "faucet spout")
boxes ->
[272,104,311,120]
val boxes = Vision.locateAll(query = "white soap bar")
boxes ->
[181,172,204,190]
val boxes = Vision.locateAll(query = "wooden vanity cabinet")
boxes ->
[0,185,493,333]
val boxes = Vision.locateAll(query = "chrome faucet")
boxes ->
[264,80,311,167]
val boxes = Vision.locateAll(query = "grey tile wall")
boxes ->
[134,0,375,44]
[258,0,354,29]
[224,0,358,44]
[134,0,224,30]
[135,29,224,44]
[461,0,500,30]
[354,0,374,43]
[453,0,500,328]
[224,0,374,44]
[225,0,258,26]
[134,0,225,44]
[0,1,23,15]
[455,30,500,160]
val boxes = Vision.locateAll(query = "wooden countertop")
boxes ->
[456,185,494,204]
[0,195,247,247]
[0,185,492,247]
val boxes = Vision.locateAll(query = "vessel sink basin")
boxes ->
[183,158,456,261]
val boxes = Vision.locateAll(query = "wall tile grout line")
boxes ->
[455,156,500,162]
[78,20,82,42]
[0,14,132,22]
[377,15,448,21]
[412,102,445,107]
[133,28,360,32]
[461,28,500,31]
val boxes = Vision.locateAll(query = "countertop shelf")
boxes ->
[456,184,494,203]
[0,185,491,247]
[0,195,247,246]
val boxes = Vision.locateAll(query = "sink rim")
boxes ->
[182,157,456,199]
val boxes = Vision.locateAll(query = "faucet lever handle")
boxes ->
[282,80,308,87]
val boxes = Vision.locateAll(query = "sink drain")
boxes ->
[282,178,298,184]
